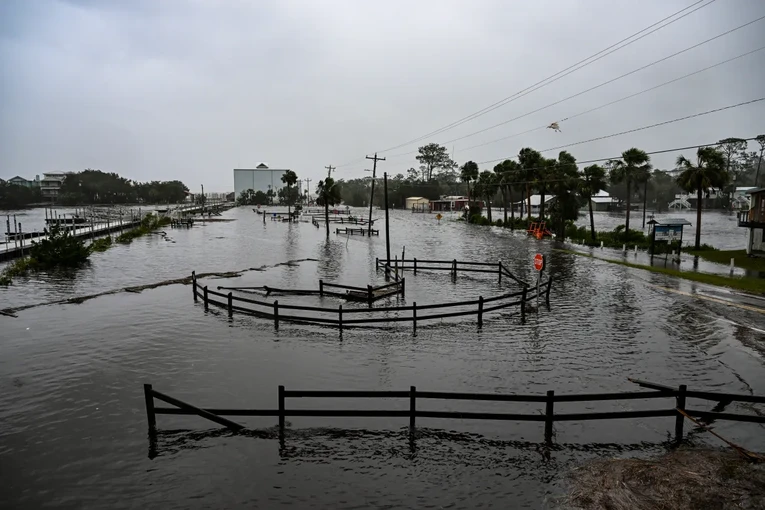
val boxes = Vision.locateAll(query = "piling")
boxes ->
[144,384,156,433]
[675,384,687,442]
[412,302,417,335]
[319,280,324,297]
[634,245,638,255]
[730,258,735,272]
[338,304,343,332]
[19,223,23,256]
[228,292,233,317]
[413,258,417,275]
[274,301,280,330]
[478,296,484,329]
[401,278,405,298]
[409,386,416,432]
[203,286,209,310]
[192,271,197,301]
[544,390,555,443]
[278,385,285,432]
[452,259,457,278]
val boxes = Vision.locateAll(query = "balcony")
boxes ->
[738,210,765,228]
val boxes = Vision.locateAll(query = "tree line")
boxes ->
[337,135,764,250]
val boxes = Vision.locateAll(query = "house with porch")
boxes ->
[738,188,765,256]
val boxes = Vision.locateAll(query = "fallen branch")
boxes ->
[677,408,764,462]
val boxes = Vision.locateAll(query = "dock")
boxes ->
[336,227,379,236]
[1,218,142,262]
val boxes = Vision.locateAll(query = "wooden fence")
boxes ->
[375,257,532,288]
[192,270,550,332]
[143,379,765,444]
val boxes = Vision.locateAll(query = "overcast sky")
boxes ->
[1,0,764,192]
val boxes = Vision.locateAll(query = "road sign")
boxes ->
[533,253,545,271]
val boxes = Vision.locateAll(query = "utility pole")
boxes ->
[303,178,312,204]
[325,165,335,179]
[384,172,391,264]
[201,184,205,213]
[365,153,385,236]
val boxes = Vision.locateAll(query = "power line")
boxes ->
[476,98,764,166]
[373,0,717,154]
[457,45,765,154]
[436,15,765,147]
[377,17,765,164]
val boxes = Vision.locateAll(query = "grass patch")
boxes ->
[684,249,765,272]
[89,236,112,252]
[0,257,38,286]
[116,214,170,244]
[557,248,765,295]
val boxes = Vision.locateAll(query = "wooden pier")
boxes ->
[1,217,142,262]
[336,227,379,236]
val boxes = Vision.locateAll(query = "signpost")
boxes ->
[533,253,545,308]
[436,213,443,224]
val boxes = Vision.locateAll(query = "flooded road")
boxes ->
[1,207,763,509]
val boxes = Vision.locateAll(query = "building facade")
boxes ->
[233,164,300,199]
[7,175,40,188]
[40,172,72,199]
[738,188,765,255]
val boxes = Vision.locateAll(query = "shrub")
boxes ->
[29,225,90,268]
[89,236,112,252]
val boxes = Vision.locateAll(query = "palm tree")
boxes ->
[607,148,651,239]
[494,160,521,225]
[518,148,543,220]
[676,147,727,250]
[537,157,557,221]
[547,151,581,238]
[579,164,607,240]
[460,161,479,205]
[280,170,298,221]
[315,177,342,239]
[477,171,497,222]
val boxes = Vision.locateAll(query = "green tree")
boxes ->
[518,148,543,220]
[416,143,456,181]
[280,170,299,220]
[579,164,607,240]
[476,171,498,222]
[547,151,581,238]
[0,182,42,208]
[754,134,765,187]
[717,137,748,204]
[608,148,652,239]
[494,160,522,226]
[676,147,727,250]
[460,161,479,204]
[316,177,342,239]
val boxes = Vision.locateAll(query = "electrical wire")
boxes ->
[373,0,717,154]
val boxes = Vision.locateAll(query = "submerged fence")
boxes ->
[143,379,765,444]
[191,268,551,332]
[375,257,532,288]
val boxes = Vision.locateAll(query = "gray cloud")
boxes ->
[1,0,764,190]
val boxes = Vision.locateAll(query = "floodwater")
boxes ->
[1,207,764,509]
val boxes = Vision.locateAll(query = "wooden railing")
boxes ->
[143,379,765,444]
[192,270,548,332]
[375,257,532,288]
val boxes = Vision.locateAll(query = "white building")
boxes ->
[40,171,73,199]
[233,164,300,198]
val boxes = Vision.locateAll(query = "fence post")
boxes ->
[144,384,156,433]
[498,261,502,283]
[401,278,405,298]
[338,305,343,332]
[452,259,457,278]
[413,258,417,275]
[410,386,416,432]
[375,257,379,270]
[367,285,373,306]
[544,390,554,443]
[191,273,197,300]
[545,276,553,306]
[274,300,279,330]
[278,385,285,432]
[478,296,484,329]
[675,384,687,442]
[412,301,417,335]
[228,292,233,317]
[521,286,527,322]
[395,255,398,279]
[319,280,324,297]
[203,286,209,310]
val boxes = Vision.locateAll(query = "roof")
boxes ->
[513,194,556,206]
[655,218,692,226]
[735,186,755,192]
[406,197,428,201]
[591,196,616,203]
[8,176,29,181]
[594,190,611,197]
[745,187,765,195]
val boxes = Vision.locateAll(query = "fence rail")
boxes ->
[143,381,765,444]
[375,257,532,287]
[192,268,549,332]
